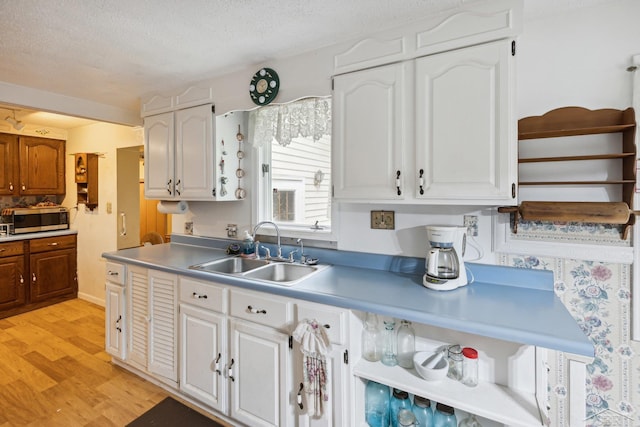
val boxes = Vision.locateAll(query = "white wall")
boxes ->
[62,123,143,305]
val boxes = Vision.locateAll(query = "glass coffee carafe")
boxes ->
[425,244,460,280]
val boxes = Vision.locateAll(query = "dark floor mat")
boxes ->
[127,397,225,427]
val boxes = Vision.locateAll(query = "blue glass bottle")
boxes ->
[390,389,411,427]
[433,403,457,427]
[412,395,434,427]
[365,381,390,427]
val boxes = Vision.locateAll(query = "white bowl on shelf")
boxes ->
[413,350,448,381]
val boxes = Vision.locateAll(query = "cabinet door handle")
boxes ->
[214,353,222,375]
[108,271,119,276]
[116,315,122,324]
[167,179,173,195]
[396,170,401,196]
[32,273,36,282]
[192,292,208,299]
[228,358,235,382]
[418,169,425,195]
[116,326,122,333]
[22,183,26,191]
[8,183,13,191]
[47,242,59,246]
[120,213,127,236]
[247,305,267,314]
[0,248,5,252]
[19,274,24,284]
[176,179,181,196]
[297,382,304,410]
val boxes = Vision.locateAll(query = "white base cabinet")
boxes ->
[105,262,126,360]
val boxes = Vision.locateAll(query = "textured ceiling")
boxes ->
[0,0,621,128]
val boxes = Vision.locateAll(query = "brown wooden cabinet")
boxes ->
[0,133,19,196]
[29,235,77,303]
[0,241,26,311]
[19,136,66,195]
[0,133,66,196]
[0,234,77,319]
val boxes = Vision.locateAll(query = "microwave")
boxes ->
[1,206,70,234]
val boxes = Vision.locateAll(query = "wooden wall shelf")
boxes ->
[500,106,637,239]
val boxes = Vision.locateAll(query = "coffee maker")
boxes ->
[423,225,468,291]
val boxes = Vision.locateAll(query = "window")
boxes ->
[250,97,332,236]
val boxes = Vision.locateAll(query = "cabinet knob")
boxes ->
[9,183,13,191]
[297,383,304,410]
[227,358,235,382]
[32,273,37,282]
[247,305,267,315]
[19,274,24,285]
[214,353,222,375]
[22,184,26,191]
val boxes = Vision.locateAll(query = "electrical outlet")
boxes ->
[464,215,478,236]
[371,210,395,230]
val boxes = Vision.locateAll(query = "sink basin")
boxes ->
[243,262,327,285]
[190,257,269,274]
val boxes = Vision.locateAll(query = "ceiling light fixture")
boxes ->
[4,110,24,131]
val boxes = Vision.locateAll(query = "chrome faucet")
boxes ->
[252,221,282,259]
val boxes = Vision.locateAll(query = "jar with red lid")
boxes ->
[461,347,478,387]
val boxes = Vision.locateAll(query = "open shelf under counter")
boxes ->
[353,359,543,427]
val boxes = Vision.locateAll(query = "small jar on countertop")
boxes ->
[461,347,479,387]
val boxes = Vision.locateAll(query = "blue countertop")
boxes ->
[103,235,594,357]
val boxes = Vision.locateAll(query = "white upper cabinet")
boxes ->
[332,62,410,200]
[414,39,516,204]
[144,112,175,199]
[143,85,229,201]
[332,0,521,205]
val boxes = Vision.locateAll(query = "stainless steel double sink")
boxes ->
[189,256,329,286]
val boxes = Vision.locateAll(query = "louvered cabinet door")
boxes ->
[148,269,178,384]
[126,265,149,370]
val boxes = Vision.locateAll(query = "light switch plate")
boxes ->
[371,210,395,230]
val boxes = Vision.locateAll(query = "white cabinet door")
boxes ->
[148,269,178,383]
[415,39,516,204]
[295,344,349,427]
[144,112,175,199]
[105,282,126,360]
[126,265,148,370]
[229,318,292,427]
[333,62,410,200]
[180,304,227,413]
[175,104,215,199]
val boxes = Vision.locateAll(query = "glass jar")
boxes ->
[389,389,411,427]
[446,344,463,381]
[461,347,479,387]
[433,403,457,427]
[381,320,397,366]
[398,408,418,427]
[412,395,434,427]
[458,413,483,427]
[362,313,383,362]
[365,380,390,427]
[396,320,415,369]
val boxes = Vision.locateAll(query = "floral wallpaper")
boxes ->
[498,221,639,427]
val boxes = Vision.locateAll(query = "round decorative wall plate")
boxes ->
[249,68,279,106]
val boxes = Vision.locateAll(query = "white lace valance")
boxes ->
[249,97,331,147]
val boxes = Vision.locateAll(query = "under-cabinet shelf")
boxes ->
[499,106,637,239]
[353,359,542,427]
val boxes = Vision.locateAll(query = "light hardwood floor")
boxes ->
[0,299,229,427]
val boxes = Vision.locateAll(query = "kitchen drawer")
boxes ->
[296,301,347,345]
[229,288,292,330]
[179,276,226,313]
[105,262,125,285]
[0,241,25,258]
[29,234,76,253]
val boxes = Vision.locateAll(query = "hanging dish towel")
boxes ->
[292,318,332,418]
